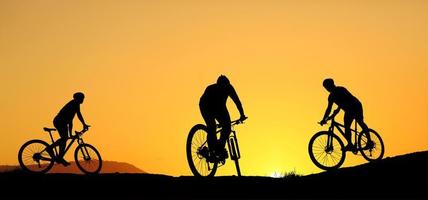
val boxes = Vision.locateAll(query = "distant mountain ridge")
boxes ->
[0,160,146,174]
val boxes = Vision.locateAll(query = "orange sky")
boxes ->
[1,0,427,176]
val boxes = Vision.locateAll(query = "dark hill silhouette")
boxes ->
[1,151,426,199]
[0,160,146,174]
[301,150,428,199]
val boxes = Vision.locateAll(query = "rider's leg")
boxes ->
[356,117,370,139]
[53,120,69,165]
[355,104,371,142]
[343,112,354,148]
[217,109,231,156]
[57,136,67,159]
[200,105,217,152]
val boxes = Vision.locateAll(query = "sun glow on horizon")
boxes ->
[269,172,284,178]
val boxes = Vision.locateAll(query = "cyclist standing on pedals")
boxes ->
[51,92,90,166]
[320,78,373,152]
[199,75,247,162]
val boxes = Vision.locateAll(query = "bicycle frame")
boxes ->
[327,118,361,148]
[43,131,87,160]
[309,116,384,171]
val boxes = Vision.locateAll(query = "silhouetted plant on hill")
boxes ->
[283,170,302,179]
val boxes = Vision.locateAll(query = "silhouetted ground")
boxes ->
[1,151,427,199]
[0,160,146,174]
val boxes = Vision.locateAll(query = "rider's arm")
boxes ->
[76,105,88,128]
[322,100,333,122]
[229,85,246,118]
[331,107,340,118]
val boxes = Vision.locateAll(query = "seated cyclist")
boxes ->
[320,78,372,151]
[51,92,89,166]
[199,75,247,162]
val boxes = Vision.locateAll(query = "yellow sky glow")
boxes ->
[1,0,427,176]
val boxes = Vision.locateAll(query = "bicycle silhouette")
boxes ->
[186,119,246,177]
[18,126,102,174]
[308,115,384,170]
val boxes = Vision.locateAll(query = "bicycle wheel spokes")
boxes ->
[186,124,217,177]
[18,140,54,173]
[192,129,216,176]
[194,155,213,177]
[191,130,207,159]
[74,144,102,174]
[358,129,384,161]
[309,131,345,170]
[313,138,340,166]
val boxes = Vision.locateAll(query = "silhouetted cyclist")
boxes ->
[199,75,247,162]
[52,92,89,166]
[320,78,372,151]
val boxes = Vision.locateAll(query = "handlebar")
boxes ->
[217,117,248,128]
[319,115,335,126]
[74,125,91,136]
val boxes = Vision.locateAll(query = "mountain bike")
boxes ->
[186,119,246,177]
[308,116,384,170]
[18,126,102,174]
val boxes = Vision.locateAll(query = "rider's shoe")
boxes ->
[215,148,229,161]
[206,153,218,163]
[343,144,356,152]
[58,158,70,167]
[199,146,209,158]
[352,146,358,155]
[200,147,217,163]
[365,140,375,149]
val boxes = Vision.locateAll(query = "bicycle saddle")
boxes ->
[43,127,56,132]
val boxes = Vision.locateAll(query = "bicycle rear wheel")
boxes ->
[308,131,345,170]
[18,139,54,173]
[186,124,218,177]
[74,144,102,174]
[358,129,384,161]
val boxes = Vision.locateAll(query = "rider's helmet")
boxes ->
[217,75,230,86]
[73,92,85,103]
[323,78,335,91]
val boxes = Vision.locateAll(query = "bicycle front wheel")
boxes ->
[308,131,346,170]
[358,129,384,162]
[74,144,102,174]
[186,124,218,177]
[18,139,54,173]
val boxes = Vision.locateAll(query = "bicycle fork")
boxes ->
[227,131,241,160]
[78,138,91,161]
[227,131,242,176]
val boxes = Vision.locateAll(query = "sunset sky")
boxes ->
[1,0,427,176]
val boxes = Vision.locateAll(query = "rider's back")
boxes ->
[55,100,79,123]
[329,86,361,112]
[200,84,235,108]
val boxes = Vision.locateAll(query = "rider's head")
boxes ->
[217,75,230,87]
[73,92,85,104]
[323,78,335,92]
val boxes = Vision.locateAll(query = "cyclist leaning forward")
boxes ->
[199,75,247,162]
[319,78,373,151]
